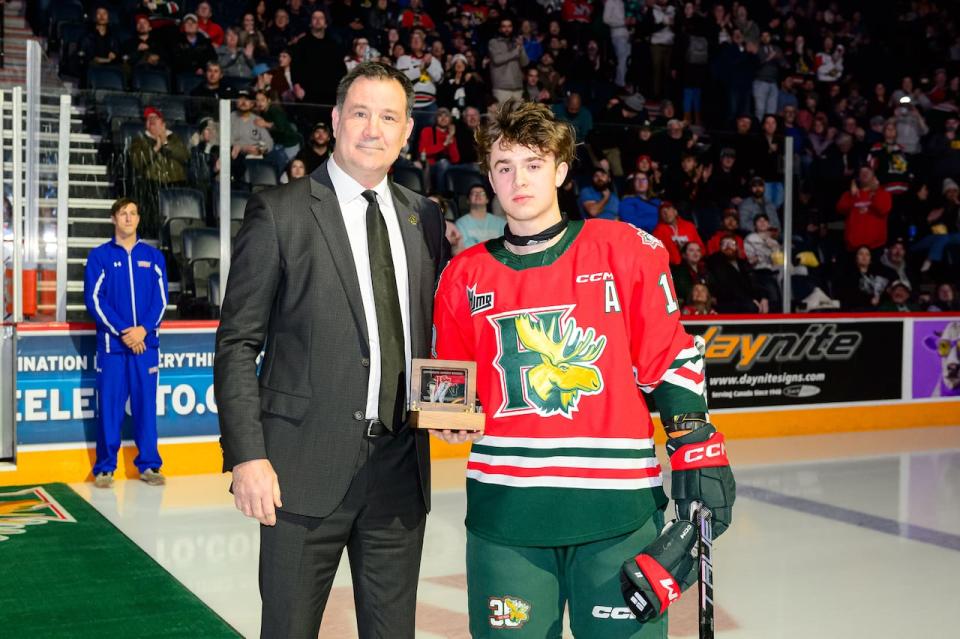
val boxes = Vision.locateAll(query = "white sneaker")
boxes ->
[93,472,114,488]
[139,468,166,486]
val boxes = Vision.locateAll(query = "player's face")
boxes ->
[112,203,140,237]
[331,77,413,187]
[487,140,568,228]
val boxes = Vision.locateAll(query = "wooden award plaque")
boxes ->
[408,359,485,431]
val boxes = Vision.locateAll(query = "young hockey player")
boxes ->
[430,99,735,638]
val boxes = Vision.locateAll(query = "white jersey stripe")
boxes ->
[466,470,664,490]
[468,454,661,470]
[93,270,119,336]
[476,435,654,450]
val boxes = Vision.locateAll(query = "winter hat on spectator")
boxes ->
[252,63,271,77]
[943,178,959,194]
[622,93,645,113]
[182,13,198,24]
[720,147,736,158]
[143,106,163,121]
[450,53,468,67]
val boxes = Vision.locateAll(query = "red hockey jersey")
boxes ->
[433,220,708,546]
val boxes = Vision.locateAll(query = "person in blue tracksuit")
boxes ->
[83,197,169,488]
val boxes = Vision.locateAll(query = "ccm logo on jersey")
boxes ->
[591,605,635,619]
[575,272,614,283]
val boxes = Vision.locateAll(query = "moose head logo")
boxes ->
[488,307,606,418]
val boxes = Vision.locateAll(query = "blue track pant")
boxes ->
[93,349,162,475]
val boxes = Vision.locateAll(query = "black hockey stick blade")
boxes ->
[693,501,715,639]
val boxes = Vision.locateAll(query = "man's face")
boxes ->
[783,106,796,123]
[889,242,905,263]
[437,112,451,128]
[469,186,488,207]
[313,126,330,145]
[136,18,151,35]
[198,2,211,19]
[331,77,413,184]
[858,167,874,187]
[946,187,960,203]
[681,156,696,173]
[720,237,738,258]
[96,8,109,26]
[660,206,678,225]
[566,94,581,114]
[112,202,140,237]
[751,183,765,198]
[761,31,771,45]
[500,20,513,38]
[891,286,910,304]
[410,32,424,53]
[722,213,738,230]
[526,69,539,86]
[592,170,609,190]
[668,122,683,139]
[311,10,326,31]
[206,64,222,86]
[236,96,253,113]
[721,155,735,170]
[145,113,165,137]
[487,141,567,225]
[183,18,198,36]
[255,93,269,112]
[275,10,289,28]
[465,108,480,129]
[736,117,751,134]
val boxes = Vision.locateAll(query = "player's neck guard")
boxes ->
[503,215,569,247]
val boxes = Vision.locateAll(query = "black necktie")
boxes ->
[362,190,405,430]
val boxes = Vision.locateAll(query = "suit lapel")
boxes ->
[309,163,369,346]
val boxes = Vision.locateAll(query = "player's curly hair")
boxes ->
[475,99,577,174]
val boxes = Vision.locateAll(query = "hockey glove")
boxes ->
[619,519,699,623]
[666,424,735,536]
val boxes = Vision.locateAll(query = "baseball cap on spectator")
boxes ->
[943,178,959,194]
[313,122,329,132]
[197,116,215,132]
[236,88,253,99]
[869,115,885,128]
[639,120,652,131]
[450,53,468,67]
[658,200,675,214]
[750,176,765,187]
[143,106,163,120]
[889,280,911,292]
[182,13,198,23]
[436,107,452,118]
[722,207,738,218]
[622,93,645,113]
[252,63,271,77]
[720,147,736,158]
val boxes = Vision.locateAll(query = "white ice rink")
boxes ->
[71,426,960,638]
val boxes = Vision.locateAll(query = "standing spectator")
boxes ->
[836,166,893,253]
[757,114,785,208]
[603,0,630,88]
[293,10,345,106]
[129,107,189,237]
[743,213,783,313]
[189,117,219,197]
[714,31,757,124]
[172,13,217,76]
[400,0,436,32]
[653,201,704,264]
[218,27,256,79]
[732,4,758,44]
[295,122,333,174]
[195,1,224,47]
[739,176,781,232]
[264,8,295,57]
[649,0,676,99]
[753,31,783,120]
[815,38,843,84]
[551,92,594,143]
[892,97,929,156]
[519,19,543,65]
[417,107,460,192]
[82,6,120,69]
[836,246,889,311]
[705,234,761,313]
[455,185,505,249]
[579,167,620,220]
[84,197,168,489]
[488,19,529,103]
[619,173,661,232]
[230,89,275,179]
[396,30,443,111]
[255,90,303,163]
[678,1,710,125]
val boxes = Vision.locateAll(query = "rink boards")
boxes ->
[3,314,958,485]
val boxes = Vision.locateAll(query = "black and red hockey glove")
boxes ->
[666,422,735,536]
[619,519,699,622]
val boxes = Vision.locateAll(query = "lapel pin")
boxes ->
[408,214,418,225]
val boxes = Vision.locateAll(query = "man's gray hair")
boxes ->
[335,61,415,119]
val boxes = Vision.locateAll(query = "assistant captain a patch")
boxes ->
[467,284,495,316]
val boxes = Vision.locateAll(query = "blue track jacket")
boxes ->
[83,238,168,354]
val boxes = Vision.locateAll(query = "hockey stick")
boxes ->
[692,501,714,639]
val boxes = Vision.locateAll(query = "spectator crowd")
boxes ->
[38,0,960,314]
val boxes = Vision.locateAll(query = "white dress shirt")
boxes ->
[327,157,412,420]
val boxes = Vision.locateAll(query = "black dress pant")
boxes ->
[259,428,426,638]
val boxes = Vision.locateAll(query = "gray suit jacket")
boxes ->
[215,161,445,517]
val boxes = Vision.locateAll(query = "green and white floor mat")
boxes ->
[0,483,240,638]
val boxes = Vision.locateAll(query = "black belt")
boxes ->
[363,419,392,438]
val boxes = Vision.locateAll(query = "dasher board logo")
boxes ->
[489,595,531,628]
[488,305,606,419]
[0,486,76,542]
[467,284,495,315]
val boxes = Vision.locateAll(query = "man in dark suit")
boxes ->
[215,62,449,638]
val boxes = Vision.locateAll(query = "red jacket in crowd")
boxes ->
[836,186,893,251]
[652,218,704,265]
[418,126,460,165]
